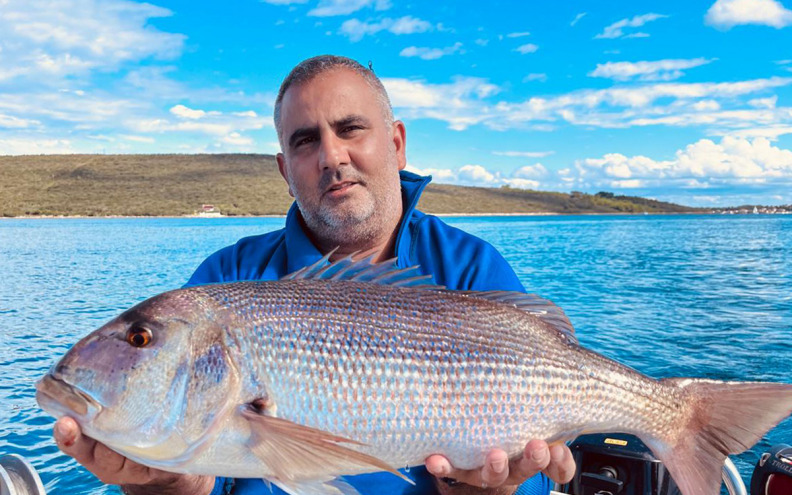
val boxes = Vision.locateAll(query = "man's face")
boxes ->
[276,68,406,242]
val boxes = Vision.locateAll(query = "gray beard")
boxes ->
[299,197,378,246]
[293,174,402,250]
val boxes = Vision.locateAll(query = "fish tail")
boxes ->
[639,379,792,495]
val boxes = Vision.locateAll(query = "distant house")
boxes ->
[195,204,222,217]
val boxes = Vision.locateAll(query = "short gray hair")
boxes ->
[273,55,394,146]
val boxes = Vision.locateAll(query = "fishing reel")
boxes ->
[750,444,792,495]
[0,454,46,495]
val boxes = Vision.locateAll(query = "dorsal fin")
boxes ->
[281,251,443,290]
[457,291,578,344]
[282,253,576,344]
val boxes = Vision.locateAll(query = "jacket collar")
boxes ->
[284,170,432,273]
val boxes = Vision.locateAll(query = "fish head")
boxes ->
[36,288,239,459]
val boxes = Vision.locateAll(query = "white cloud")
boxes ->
[309,0,391,17]
[693,100,722,111]
[513,163,548,178]
[0,138,75,154]
[339,16,433,41]
[577,137,792,190]
[0,0,184,84]
[400,42,463,60]
[705,0,792,29]
[595,13,668,39]
[386,74,792,133]
[506,32,531,38]
[583,153,673,179]
[0,1,281,155]
[406,163,544,189]
[129,108,268,136]
[261,0,309,4]
[729,126,792,139]
[459,164,496,183]
[589,58,713,81]
[382,79,443,107]
[222,132,254,146]
[389,16,432,34]
[404,164,457,182]
[749,95,778,108]
[121,134,155,143]
[0,90,145,126]
[675,137,787,177]
[571,13,587,26]
[383,76,499,130]
[514,43,539,54]
[0,113,40,128]
[493,151,554,158]
[493,77,792,130]
[523,73,548,82]
[170,104,207,119]
[503,178,540,189]
[611,179,648,188]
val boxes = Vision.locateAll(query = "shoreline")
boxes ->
[1,211,738,220]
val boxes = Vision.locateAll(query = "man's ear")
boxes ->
[276,153,294,198]
[391,120,407,171]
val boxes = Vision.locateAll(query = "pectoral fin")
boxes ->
[241,408,412,485]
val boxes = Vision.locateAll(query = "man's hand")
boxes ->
[425,439,576,493]
[53,417,215,495]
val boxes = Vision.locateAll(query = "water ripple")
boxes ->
[2,215,791,492]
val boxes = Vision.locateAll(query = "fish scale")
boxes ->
[207,279,677,470]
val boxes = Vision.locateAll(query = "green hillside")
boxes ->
[0,154,701,217]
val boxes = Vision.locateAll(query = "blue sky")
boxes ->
[2,0,792,206]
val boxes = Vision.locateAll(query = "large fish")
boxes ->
[37,254,792,495]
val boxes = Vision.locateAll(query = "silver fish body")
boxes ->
[211,280,669,469]
[36,256,792,495]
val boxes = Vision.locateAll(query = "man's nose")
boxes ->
[318,133,350,170]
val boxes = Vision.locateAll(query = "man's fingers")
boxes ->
[425,454,486,487]
[53,417,160,486]
[509,439,550,482]
[543,444,576,484]
[54,417,95,466]
[90,441,133,482]
[426,441,577,489]
[480,449,509,487]
[424,454,453,479]
[426,450,510,488]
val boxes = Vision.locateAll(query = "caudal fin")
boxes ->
[640,379,792,495]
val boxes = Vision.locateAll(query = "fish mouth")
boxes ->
[36,374,103,417]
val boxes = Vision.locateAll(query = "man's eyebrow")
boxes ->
[287,115,372,148]
[288,126,318,149]
[332,115,371,129]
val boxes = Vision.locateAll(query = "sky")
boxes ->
[1,0,792,206]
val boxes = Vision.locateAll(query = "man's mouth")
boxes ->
[324,181,358,196]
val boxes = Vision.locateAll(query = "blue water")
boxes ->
[1,215,790,494]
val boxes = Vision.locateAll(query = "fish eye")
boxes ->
[126,326,153,348]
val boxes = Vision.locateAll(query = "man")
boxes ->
[53,55,576,495]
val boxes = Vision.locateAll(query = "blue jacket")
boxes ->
[187,171,550,495]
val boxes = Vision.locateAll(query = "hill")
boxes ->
[0,154,701,217]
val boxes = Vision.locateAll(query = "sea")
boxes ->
[1,214,790,494]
